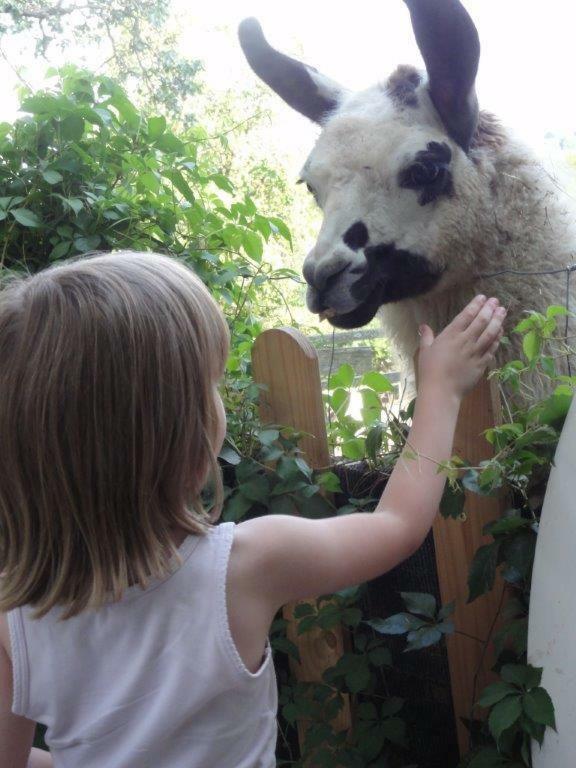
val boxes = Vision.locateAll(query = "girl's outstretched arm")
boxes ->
[230,295,505,619]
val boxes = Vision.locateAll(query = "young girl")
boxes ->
[0,251,505,768]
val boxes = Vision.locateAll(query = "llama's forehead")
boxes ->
[302,77,447,184]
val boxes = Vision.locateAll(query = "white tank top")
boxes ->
[7,522,277,768]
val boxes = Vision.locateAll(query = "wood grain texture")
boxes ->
[252,328,352,743]
[431,374,506,754]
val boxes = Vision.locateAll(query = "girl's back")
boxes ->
[7,523,276,768]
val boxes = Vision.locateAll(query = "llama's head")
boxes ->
[239,0,489,329]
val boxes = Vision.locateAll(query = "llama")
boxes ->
[238,0,576,376]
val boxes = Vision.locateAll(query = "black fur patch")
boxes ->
[343,221,369,251]
[398,141,454,206]
[326,243,443,329]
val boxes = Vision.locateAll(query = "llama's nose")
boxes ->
[303,251,351,292]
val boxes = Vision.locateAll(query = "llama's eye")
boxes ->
[305,182,316,197]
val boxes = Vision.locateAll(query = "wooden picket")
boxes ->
[252,328,353,748]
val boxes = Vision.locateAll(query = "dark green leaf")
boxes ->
[10,208,42,227]
[380,697,404,718]
[380,717,407,747]
[361,371,393,393]
[440,480,466,518]
[219,446,241,465]
[240,475,270,503]
[49,241,72,260]
[367,613,426,635]
[488,695,522,742]
[41,169,63,185]
[468,541,501,603]
[477,682,519,708]
[404,626,442,651]
[501,664,542,690]
[438,600,456,621]
[523,687,556,729]
[60,114,85,141]
[148,115,166,139]
[401,592,437,619]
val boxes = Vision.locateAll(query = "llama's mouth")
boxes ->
[322,289,382,329]
[311,243,444,329]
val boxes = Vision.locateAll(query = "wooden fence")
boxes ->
[252,327,506,758]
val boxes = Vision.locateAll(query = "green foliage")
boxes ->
[0,1,202,118]
[0,66,293,438]
[324,363,409,465]
[368,592,455,652]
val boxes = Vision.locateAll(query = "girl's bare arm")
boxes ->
[231,295,505,613]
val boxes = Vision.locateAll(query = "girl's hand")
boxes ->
[418,295,506,399]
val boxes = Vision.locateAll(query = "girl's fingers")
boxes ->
[465,297,500,340]
[476,307,506,352]
[480,338,501,366]
[450,295,488,332]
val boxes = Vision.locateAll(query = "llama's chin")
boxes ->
[324,293,382,329]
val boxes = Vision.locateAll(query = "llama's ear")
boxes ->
[238,18,343,124]
[404,0,480,152]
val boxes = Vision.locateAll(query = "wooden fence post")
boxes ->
[251,327,353,745]
[430,374,506,754]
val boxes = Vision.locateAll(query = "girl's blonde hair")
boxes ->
[0,251,229,619]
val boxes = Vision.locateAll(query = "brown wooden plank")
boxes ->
[431,374,506,754]
[252,328,352,743]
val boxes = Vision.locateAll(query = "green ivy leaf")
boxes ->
[258,428,280,446]
[523,330,541,362]
[74,235,101,252]
[380,716,407,747]
[380,696,404,718]
[317,471,342,493]
[360,371,393,393]
[523,687,556,729]
[268,216,292,247]
[440,479,466,519]
[468,541,501,603]
[148,115,166,139]
[367,613,427,635]
[437,600,456,621]
[222,493,252,522]
[49,241,72,260]
[501,663,542,690]
[401,592,437,619]
[240,475,270,503]
[329,364,355,389]
[477,682,519,708]
[488,694,522,742]
[60,113,85,141]
[404,626,442,652]
[10,208,42,228]
[41,169,63,185]
[219,446,241,465]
